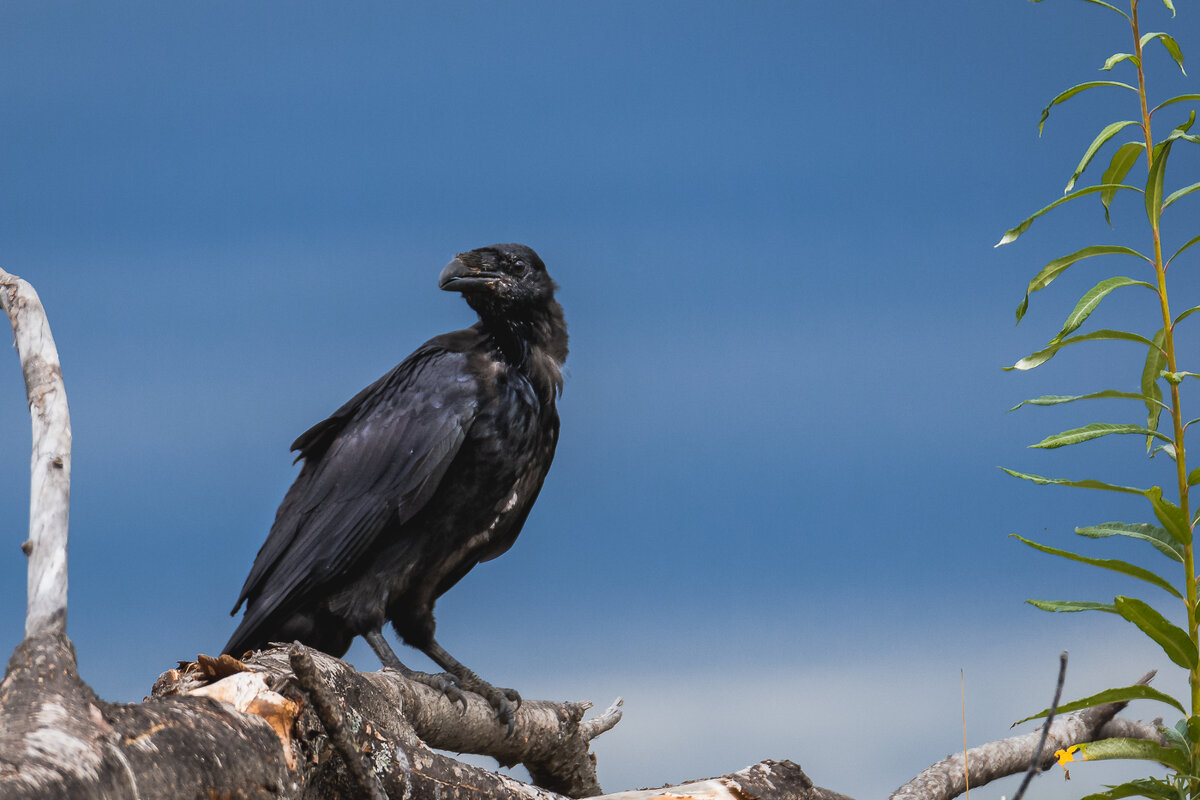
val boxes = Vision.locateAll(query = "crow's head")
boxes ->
[439,243,558,320]
[439,243,567,374]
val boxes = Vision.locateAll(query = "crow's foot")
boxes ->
[422,639,522,735]
[363,630,471,710]
[403,669,468,710]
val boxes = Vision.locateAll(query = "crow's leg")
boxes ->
[364,629,466,709]
[423,638,521,735]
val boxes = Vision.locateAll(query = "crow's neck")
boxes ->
[477,303,568,400]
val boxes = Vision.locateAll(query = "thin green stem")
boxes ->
[1131,1,1198,770]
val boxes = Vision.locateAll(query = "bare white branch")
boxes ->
[889,671,1157,800]
[579,697,624,741]
[0,268,71,637]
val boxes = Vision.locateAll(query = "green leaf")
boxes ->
[1029,423,1170,449]
[997,185,1143,247]
[1011,534,1181,598]
[1168,234,1200,267]
[1146,486,1192,544]
[1151,443,1177,461]
[1039,82,1138,135]
[1066,121,1141,192]
[1027,598,1117,613]
[1163,181,1200,211]
[1078,736,1189,773]
[1162,0,1176,17]
[1081,778,1181,800]
[1014,683,1186,725]
[1114,595,1198,669]
[1014,245,1150,321]
[1007,328,1155,371]
[1186,716,1200,749]
[1151,93,1200,115]
[1143,328,1167,444]
[1049,276,1155,343]
[1101,52,1139,71]
[1001,468,1145,495]
[1163,718,1190,753]
[1141,32,1186,75]
[1101,142,1145,224]
[1009,390,1167,412]
[1076,521,1183,562]
[1146,140,1173,227]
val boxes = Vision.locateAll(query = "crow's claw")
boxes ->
[469,683,521,737]
[503,686,522,713]
[497,697,516,738]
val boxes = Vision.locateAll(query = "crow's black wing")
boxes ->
[229,340,479,632]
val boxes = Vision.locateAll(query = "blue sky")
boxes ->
[2,2,1199,798]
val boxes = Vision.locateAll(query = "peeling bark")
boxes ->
[0,630,289,798]
[159,643,623,797]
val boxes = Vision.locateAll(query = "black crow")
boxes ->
[224,243,567,729]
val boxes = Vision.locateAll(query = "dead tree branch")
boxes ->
[0,267,71,639]
[151,643,623,797]
[289,642,389,800]
[889,670,1161,800]
[592,760,854,800]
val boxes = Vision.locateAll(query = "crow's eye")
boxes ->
[512,259,527,275]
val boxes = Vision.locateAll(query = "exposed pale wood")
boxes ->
[0,268,71,638]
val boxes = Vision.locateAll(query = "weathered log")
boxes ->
[0,626,826,799]
[0,630,289,798]
[151,642,621,797]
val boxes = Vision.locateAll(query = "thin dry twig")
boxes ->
[1010,651,1068,800]
[288,642,387,800]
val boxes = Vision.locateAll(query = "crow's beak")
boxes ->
[438,256,506,293]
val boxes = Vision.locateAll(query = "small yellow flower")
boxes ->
[1053,744,1084,779]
